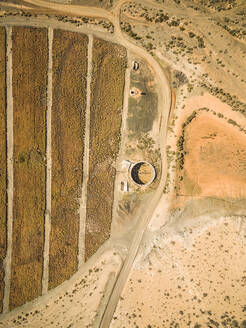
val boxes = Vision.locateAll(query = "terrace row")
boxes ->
[0,25,126,312]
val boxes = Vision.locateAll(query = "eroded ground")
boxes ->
[111,216,246,327]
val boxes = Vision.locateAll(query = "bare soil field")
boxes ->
[111,216,246,327]
[85,38,127,260]
[10,27,47,310]
[127,59,158,138]
[176,111,246,199]
[0,26,6,313]
[49,29,88,289]
[124,56,161,190]
[72,0,114,8]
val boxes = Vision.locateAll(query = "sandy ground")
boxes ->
[110,215,246,327]
[179,111,246,199]
[0,248,122,327]
[166,91,246,205]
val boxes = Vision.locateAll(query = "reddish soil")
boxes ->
[0,26,6,313]
[178,111,246,199]
[49,30,88,289]
[10,27,47,310]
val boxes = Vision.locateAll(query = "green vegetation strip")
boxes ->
[85,38,127,261]
[49,30,88,289]
[0,27,6,313]
[10,27,47,310]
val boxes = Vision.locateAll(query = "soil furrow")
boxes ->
[0,26,7,314]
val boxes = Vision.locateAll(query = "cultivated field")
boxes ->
[85,38,127,260]
[0,27,6,313]
[10,27,48,310]
[0,23,129,312]
[49,29,88,289]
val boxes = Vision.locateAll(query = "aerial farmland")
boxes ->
[0,0,246,327]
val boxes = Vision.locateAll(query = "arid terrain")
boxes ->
[0,0,246,327]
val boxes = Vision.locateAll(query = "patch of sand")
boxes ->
[184,93,246,126]
[0,249,122,328]
[110,216,246,327]
[179,111,246,199]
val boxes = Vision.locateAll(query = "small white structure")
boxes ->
[121,160,132,170]
[132,61,139,71]
[120,181,129,192]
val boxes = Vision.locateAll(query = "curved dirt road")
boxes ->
[98,2,171,327]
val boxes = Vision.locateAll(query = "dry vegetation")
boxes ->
[112,216,246,327]
[120,0,246,113]
[49,30,88,289]
[189,0,238,11]
[10,27,47,310]
[85,38,127,260]
[0,250,122,328]
[0,10,114,34]
[0,26,6,313]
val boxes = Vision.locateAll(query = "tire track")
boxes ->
[42,26,53,296]
[3,26,13,314]
[110,50,131,234]
[98,2,171,326]
[78,34,93,267]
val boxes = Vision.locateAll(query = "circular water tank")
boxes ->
[130,161,156,186]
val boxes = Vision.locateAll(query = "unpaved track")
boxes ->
[78,34,93,267]
[23,0,112,19]
[42,26,53,296]
[110,50,131,234]
[98,3,171,326]
[3,26,13,315]
[0,2,32,10]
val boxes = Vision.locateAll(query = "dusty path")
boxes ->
[0,2,32,10]
[110,50,131,233]
[23,0,112,19]
[78,34,93,267]
[42,26,53,296]
[98,2,171,327]
[3,27,13,314]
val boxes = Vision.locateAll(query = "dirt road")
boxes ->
[23,0,112,19]
[98,2,171,327]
